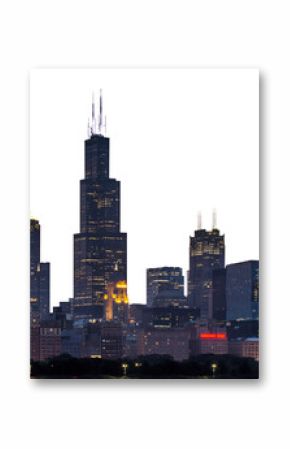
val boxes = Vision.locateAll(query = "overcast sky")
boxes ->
[30,68,259,307]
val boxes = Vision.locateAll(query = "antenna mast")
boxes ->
[98,89,103,134]
[212,209,217,229]
[92,92,96,135]
[197,211,202,230]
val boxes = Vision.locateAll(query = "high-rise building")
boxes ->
[187,215,225,320]
[146,267,184,307]
[30,219,50,323]
[226,260,259,320]
[73,92,127,316]
[212,268,226,321]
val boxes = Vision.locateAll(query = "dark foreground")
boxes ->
[31,354,259,379]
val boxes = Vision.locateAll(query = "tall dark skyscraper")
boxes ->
[30,219,50,321]
[187,213,225,320]
[226,260,259,320]
[73,92,127,314]
[30,218,50,361]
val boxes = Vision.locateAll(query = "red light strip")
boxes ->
[199,333,227,340]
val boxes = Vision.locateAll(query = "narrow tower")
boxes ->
[187,214,225,320]
[73,92,127,317]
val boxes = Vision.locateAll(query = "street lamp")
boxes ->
[211,363,218,378]
[121,362,128,377]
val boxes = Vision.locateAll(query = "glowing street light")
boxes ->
[211,362,218,378]
[121,362,128,377]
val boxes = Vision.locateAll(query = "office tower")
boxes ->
[30,218,40,320]
[212,268,226,321]
[39,262,50,319]
[30,219,50,322]
[146,267,185,307]
[226,260,259,320]
[187,213,225,320]
[73,92,127,316]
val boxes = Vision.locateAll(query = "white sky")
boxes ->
[30,68,259,307]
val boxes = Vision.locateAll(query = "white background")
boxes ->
[30,68,258,306]
[0,1,288,449]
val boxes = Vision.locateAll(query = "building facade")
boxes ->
[146,267,184,307]
[212,268,226,321]
[226,260,259,320]
[187,227,225,320]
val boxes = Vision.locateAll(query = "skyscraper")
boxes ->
[187,213,225,320]
[146,267,185,307]
[30,219,50,321]
[73,92,127,316]
[226,260,259,320]
[30,218,50,361]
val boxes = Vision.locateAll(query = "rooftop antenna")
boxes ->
[197,211,202,230]
[92,92,96,135]
[212,208,217,229]
[104,115,107,136]
[98,89,103,134]
[87,118,91,138]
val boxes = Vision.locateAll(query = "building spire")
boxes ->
[197,211,202,230]
[212,208,217,229]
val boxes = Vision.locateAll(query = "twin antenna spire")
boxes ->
[196,209,218,231]
[88,90,106,137]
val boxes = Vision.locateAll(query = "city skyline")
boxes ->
[30,69,259,306]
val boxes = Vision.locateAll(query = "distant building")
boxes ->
[129,304,146,325]
[187,222,225,320]
[228,338,259,361]
[39,320,62,361]
[191,331,228,356]
[147,267,184,307]
[139,327,192,361]
[30,219,50,322]
[212,268,226,321]
[100,321,123,359]
[226,260,259,320]
[39,262,50,319]
[226,319,259,340]
[30,219,51,360]
[142,306,199,329]
[61,328,84,359]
